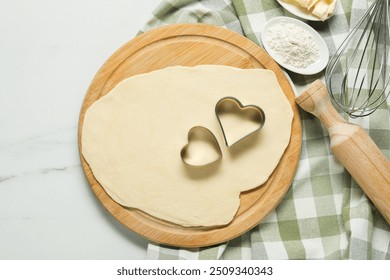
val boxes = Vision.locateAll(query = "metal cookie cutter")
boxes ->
[215,97,265,147]
[180,126,222,167]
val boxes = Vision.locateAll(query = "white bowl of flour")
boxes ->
[261,16,329,75]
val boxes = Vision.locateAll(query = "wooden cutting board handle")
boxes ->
[296,80,390,224]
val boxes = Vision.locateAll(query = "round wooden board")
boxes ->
[78,24,302,248]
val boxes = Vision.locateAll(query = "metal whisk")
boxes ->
[325,0,390,118]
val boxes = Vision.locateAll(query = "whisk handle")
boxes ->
[296,80,390,224]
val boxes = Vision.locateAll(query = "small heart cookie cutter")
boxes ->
[215,97,266,147]
[180,126,222,167]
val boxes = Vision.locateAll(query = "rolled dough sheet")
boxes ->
[82,65,293,227]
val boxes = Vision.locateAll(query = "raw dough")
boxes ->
[82,65,293,227]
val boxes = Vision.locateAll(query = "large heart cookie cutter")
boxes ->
[180,126,222,167]
[216,97,266,147]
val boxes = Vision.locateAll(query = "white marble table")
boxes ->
[0,0,160,259]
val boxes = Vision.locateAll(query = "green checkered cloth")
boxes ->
[140,0,390,259]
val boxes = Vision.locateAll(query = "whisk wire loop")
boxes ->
[325,0,390,118]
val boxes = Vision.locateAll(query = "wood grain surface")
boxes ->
[78,24,302,247]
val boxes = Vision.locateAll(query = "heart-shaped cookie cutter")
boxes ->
[215,97,266,147]
[180,126,222,167]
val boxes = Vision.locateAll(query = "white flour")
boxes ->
[266,20,320,68]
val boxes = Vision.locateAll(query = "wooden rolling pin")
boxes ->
[295,80,390,224]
